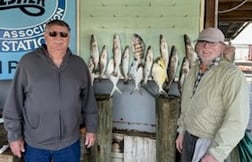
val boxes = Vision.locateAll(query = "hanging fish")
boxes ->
[120,46,130,84]
[166,45,179,88]
[90,34,100,72]
[178,57,190,94]
[88,57,95,86]
[112,34,122,76]
[143,46,154,85]
[160,34,169,68]
[151,57,167,94]
[129,58,138,78]
[106,58,122,96]
[184,34,197,68]
[130,62,144,94]
[99,45,108,79]
[132,33,145,63]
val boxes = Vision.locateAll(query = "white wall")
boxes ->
[231,23,252,45]
[231,23,252,61]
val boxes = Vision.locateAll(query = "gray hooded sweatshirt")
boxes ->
[3,45,98,150]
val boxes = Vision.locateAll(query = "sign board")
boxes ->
[0,0,77,79]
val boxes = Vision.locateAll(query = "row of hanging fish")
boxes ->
[88,33,197,97]
[177,34,198,94]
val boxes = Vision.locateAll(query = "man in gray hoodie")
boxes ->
[3,20,98,162]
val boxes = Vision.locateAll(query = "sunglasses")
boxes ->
[197,40,219,47]
[48,31,69,38]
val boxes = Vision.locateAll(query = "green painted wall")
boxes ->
[79,0,202,63]
[77,0,203,133]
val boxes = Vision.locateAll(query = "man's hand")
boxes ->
[200,153,218,162]
[9,139,25,158]
[175,134,184,153]
[85,132,96,148]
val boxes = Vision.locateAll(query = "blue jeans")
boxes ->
[24,140,80,162]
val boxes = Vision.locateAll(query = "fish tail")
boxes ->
[130,89,137,95]
[143,76,150,85]
[116,86,122,94]
[134,88,143,95]
[130,86,143,95]
[98,74,104,82]
[110,86,122,96]
[159,87,167,95]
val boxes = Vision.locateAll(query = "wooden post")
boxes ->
[156,96,180,162]
[205,0,218,28]
[90,95,112,162]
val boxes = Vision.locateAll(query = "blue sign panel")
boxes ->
[0,0,76,79]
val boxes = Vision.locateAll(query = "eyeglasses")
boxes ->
[48,31,69,38]
[197,40,219,47]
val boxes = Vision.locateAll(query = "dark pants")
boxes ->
[181,131,229,162]
[24,140,80,162]
[181,131,199,162]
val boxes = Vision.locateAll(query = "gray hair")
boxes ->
[45,19,71,32]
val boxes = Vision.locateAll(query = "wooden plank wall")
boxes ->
[79,0,202,62]
[124,135,156,162]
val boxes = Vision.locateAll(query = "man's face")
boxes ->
[195,40,225,65]
[44,25,70,52]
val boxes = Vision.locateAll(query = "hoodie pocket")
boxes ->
[24,110,61,143]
